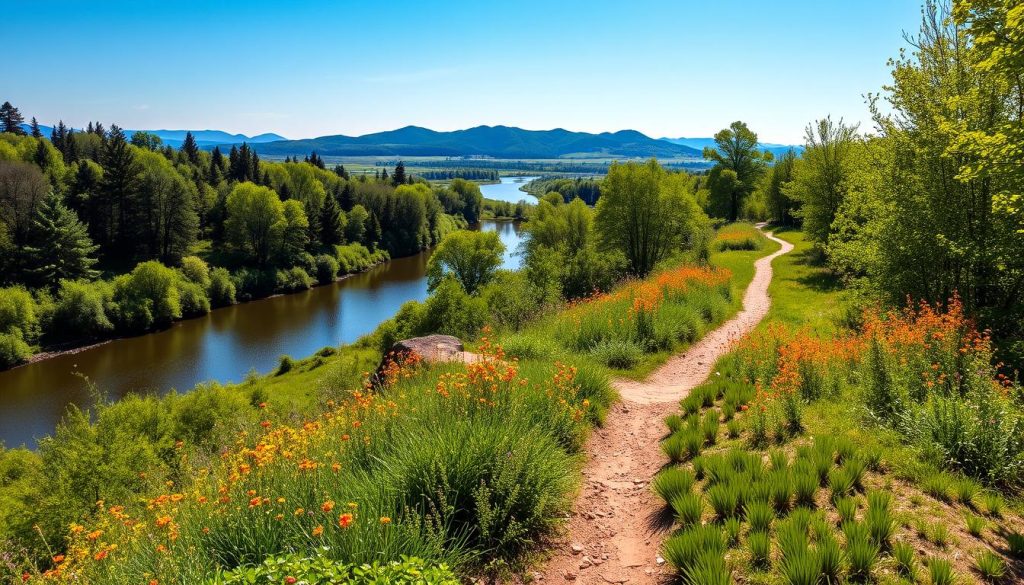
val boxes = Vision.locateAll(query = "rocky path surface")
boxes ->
[534,229,793,584]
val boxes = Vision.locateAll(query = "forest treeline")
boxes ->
[0,114,494,367]
[415,169,499,182]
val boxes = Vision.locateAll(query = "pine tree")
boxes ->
[392,161,407,186]
[99,125,140,253]
[86,121,95,134]
[24,192,100,289]
[29,117,42,138]
[0,102,26,135]
[209,146,225,182]
[338,182,355,211]
[64,130,79,163]
[381,168,389,183]
[333,164,349,180]
[92,122,105,136]
[181,131,199,164]
[366,212,382,250]
[319,192,344,246]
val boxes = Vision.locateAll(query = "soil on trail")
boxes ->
[534,229,793,584]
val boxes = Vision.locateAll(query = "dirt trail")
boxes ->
[534,228,793,584]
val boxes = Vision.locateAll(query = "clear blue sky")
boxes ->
[7,0,922,144]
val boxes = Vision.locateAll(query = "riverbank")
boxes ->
[14,258,384,371]
[0,221,525,448]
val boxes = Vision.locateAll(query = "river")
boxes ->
[0,182,531,447]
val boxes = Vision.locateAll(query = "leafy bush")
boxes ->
[177,277,211,317]
[0,331,32,368]
[110,261,182,332]
[209,553,459,585]
[275,266,314,292]
[481,271,543,331]
[589,338,643,369]
[50,279,113,340]
[208,267,237,307]
[314,254,339,285]
[180,256,211,288]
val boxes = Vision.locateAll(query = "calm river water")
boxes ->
[0,181,531,447]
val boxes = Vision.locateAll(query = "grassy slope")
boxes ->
[659,228,1024,584]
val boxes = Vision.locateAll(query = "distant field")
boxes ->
[259,155,711,179]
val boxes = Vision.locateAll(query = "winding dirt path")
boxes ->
[534,228,793,584]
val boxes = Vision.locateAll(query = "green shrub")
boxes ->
[110,261,182,332]
[180,256,211,288]
[51,279,113,339]
[276,354,295,375]
[314,253,340,285]
[176,278,211,317]
[481,271,542,331]
[769,471,792,513]
[209,553,460,584]
[701,411,720,445]
[589,338,643,369]
[930,522,951,548]
[208,267,237,307]
[276,266,314,292]
[828,467,855,502]
[665,413,684,433]
[0,331,32,368]
[726,418,741,439]
[498,333,559,361]
[0,285,39,339]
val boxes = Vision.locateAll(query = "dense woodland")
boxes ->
[0,118,491,367]
[0,0,1022,582]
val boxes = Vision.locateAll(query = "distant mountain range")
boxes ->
[219,125,705,159]
[18,121,802,160]
[661,137,804,158]
[18,124,285,149]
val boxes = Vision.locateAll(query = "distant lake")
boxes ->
[481,176,538,204]
[0,206,526,447]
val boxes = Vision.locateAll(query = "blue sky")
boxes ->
[7,1,922,144]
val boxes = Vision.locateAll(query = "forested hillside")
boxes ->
[0,115,491,368]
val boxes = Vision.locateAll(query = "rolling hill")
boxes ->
[223,125,704,159]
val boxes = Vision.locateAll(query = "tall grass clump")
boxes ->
[653,468,696,505]
[714,223,766,252]
[552,265,732,360]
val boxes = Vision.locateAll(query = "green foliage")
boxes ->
[209,553,460,585]
[891,540,917,580]
[746,500,773,534]
[314,254,339,285]
[426,230,504,295]
[842,520,879,581]
[975,550,1006,583]
[964,513,985,538]
[702,121,772,221]
[661,524,726,578]
[748,531,771,569]
[596,159,710,275]
[652,468,696,506]
[23,192,100,288]
[671,492,704,528]
[208,267,237,307]
[110,260,183,332]
[927,557,955,585]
